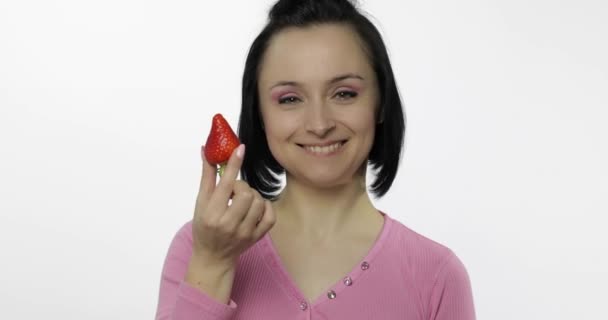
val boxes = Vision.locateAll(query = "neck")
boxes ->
[271,172,378,240]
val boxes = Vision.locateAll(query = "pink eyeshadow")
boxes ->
[270,89,293,102]
[339,84,363,92]
[269,83,364,102]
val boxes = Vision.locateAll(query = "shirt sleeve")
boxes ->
[155,221,238,320]
[428,250,476,320]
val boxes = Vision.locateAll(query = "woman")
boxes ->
[156,0,476,319]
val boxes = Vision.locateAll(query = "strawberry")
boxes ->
[204,113,240,176]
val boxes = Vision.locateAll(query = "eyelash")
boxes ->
[278,91,358,104]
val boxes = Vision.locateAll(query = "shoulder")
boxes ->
[383,214,470,287]
[173,219,194,243]
[164,220,194,258]
[386,215,454,263]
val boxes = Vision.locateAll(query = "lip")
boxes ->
[297,140,348,157]
[296,139,348,147]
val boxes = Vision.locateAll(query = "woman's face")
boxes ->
[258,23,380,189]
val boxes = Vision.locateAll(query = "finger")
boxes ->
[239,191,265,231]
[252,200,276,240]
[221,186,254,230]
[226,180,252,211]
[213,144,245,203]
[198,145,217,205]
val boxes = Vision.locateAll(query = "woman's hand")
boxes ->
[184,144,276,304]
[193,144,276,268]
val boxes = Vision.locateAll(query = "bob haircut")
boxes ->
[238,0,406,200]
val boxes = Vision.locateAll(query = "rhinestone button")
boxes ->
[343,276,353,286]
[299,301,308,311]
[361,261,370,270]
[327,290,337,299]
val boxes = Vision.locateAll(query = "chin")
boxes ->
[281,157,366,187]
[299,170,355,188]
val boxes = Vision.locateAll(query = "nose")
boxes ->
[305,102,336,137]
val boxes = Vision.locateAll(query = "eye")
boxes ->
[278,96,301,104]
[335,90,358,100]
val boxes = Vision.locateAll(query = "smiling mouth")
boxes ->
[296,140,348,155]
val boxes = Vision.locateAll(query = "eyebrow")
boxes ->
[268,73,365,90]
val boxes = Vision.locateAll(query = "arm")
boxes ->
[428,251,476,320]
[155,221,238,320]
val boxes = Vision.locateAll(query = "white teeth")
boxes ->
[303,142,343,154]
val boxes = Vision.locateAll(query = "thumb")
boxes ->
[199,145,217,204]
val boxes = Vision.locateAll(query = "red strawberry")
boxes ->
[204,113,240,176]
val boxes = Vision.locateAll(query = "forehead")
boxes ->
[259,24,373,85]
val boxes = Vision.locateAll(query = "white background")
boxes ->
[1,0,607,319]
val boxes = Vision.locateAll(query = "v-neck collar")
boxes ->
[257,210,394,307]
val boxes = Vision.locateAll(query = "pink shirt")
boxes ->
[155,211,476,319]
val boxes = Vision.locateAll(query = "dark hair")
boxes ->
[238,0,406,200]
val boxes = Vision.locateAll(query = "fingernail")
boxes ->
[236,144,245,158]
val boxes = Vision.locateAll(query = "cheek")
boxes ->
[344,108,377,154]
[263,120,298,169]
[262,112,299,144]
[345,106,377,133]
